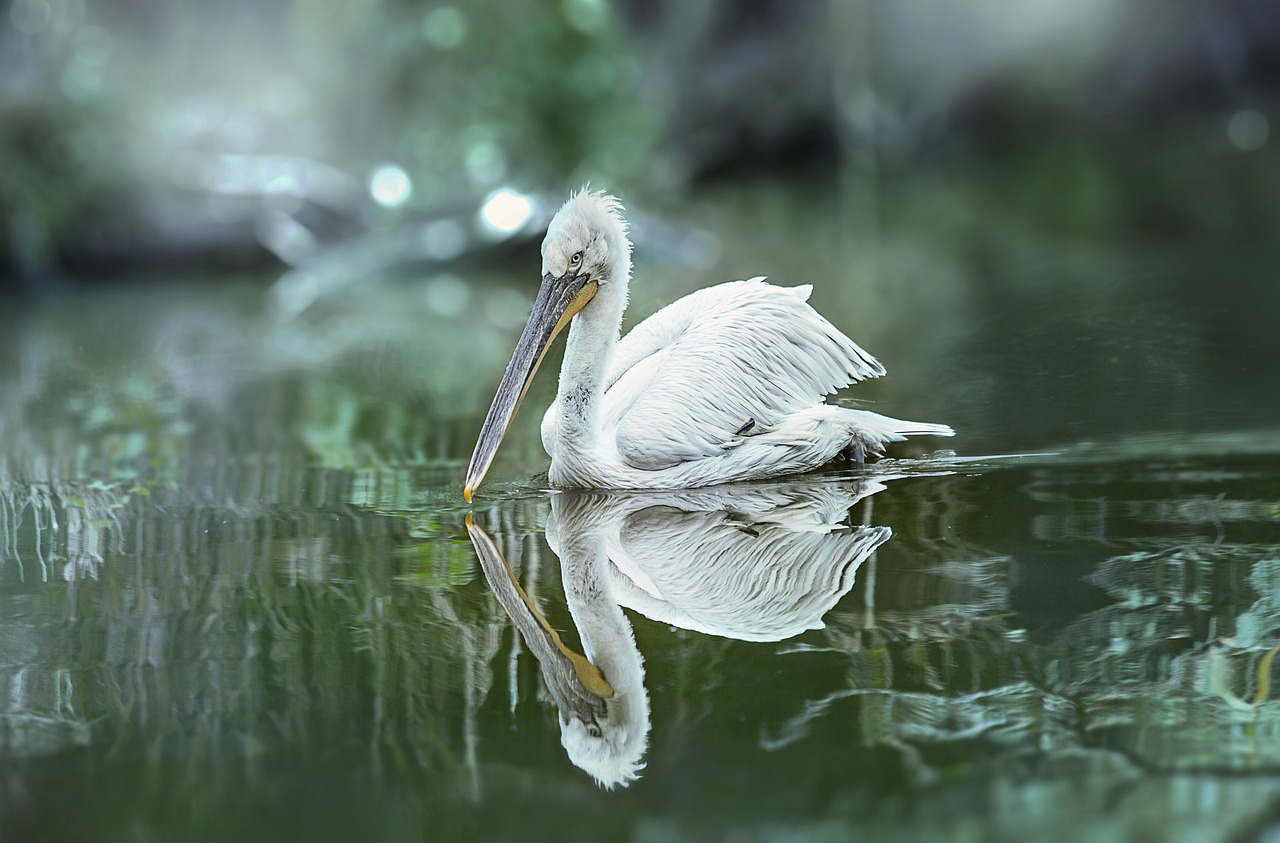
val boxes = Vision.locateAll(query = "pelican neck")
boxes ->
[555,273,628,441]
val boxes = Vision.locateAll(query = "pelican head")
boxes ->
[540,189,632,286]
[465,189,632,501]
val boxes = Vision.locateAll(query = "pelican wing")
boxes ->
[603,279,885,471]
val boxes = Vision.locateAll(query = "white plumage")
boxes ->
[465,189,953,499]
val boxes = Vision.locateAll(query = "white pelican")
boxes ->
[464,189,953,501]
[465,477,894,787]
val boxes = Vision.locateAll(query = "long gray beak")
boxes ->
[464,271,598,502]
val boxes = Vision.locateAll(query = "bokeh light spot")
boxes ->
[479,188,534,235]
[1227,109,1270,152]
[423,7,467,49]
[370,165,412,207]
[465,140,507,185]
[486,287,534,330]
[561,0,607,34]
[424,275,470,317]
[422,219,467,261]
[262,77,305,118]
[74,26,114,66]
[10,0,52,35]
[60,62,101,101]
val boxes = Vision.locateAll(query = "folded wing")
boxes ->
[602,279,885,471]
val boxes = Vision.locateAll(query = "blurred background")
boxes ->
[3,0,1278,283]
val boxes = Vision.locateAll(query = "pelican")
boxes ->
[464,189,953,500]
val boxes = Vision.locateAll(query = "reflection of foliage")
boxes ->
[397,538,474,589]
[0,480,128,585]
[743,463,1280,840]
[296,376,435,472]
[0,480,122,760]
[0,285,508,800]
[0,463,503,798]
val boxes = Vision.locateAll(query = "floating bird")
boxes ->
[463,190,953,500]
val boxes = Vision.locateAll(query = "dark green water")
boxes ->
[2,170,1280,841]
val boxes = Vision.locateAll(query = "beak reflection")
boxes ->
[465,514,613,726]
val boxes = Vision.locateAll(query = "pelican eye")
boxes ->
[570,251,582,266]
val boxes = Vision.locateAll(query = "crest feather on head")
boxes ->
[552,186,633,257]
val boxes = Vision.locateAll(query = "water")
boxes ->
[2,171,1279,841]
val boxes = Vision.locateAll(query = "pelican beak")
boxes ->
[464,270,599,501]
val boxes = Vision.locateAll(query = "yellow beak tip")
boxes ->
[463,486,474,503]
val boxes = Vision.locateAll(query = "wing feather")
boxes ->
[604,279,884,471]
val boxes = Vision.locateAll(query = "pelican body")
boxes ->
[464,190,952,500]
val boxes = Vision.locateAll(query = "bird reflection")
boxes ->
[466,476,895,788]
